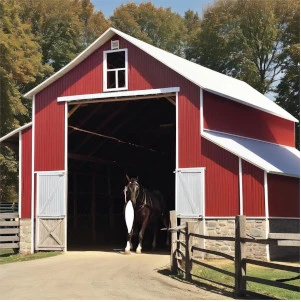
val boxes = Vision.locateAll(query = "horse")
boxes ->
[124,175,169,254]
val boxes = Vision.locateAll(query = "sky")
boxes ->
[91,0,214,17]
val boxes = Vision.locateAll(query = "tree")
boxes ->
[18,0,110,72]
[79,0,111,48]
[183,10,201,61]
[0,0,47,201]
[111,2,187,56]
[186,0,299,94]
[275,0,300,148]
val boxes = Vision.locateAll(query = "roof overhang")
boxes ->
[202,130,300,178]
[0,123,32,145]
[57,87,179,105]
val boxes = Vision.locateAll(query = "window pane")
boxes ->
[118,70,125,88]
[107,51,125,69]
[107,71,116,89]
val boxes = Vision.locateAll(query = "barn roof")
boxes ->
[202,130,300,178]
[24,28,297,123]
[0,123,32,145]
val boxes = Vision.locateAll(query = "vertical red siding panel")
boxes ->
[35,90,65,171]
[21,127,32,218]
[242,160,265,216]
[201,138,239,216]
[268,174,300,217]
[203,91,295,147]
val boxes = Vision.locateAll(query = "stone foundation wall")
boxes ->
[19,219,32,254]
[180,217,268,260]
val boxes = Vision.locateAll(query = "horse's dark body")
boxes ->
[124,176,169,254]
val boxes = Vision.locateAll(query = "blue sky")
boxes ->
[91,0,214,17]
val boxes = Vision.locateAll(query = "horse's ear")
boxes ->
[136,176,139,182]
[126,174,130,182]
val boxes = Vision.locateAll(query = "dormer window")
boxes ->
[103,49,128,92]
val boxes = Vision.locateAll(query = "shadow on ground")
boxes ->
[156,268,279,300]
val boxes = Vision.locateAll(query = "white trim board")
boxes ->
[0,123,32,143]
[57,87,180,103]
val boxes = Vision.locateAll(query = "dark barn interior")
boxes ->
[67,96,176,251]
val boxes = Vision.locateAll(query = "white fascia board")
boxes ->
[57,87,180,103]
[0,122,32,143]
[23,28,116,100]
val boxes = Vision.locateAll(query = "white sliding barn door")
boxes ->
[176,168,205,217]
[36,172,66,250]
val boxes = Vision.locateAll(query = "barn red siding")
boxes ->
[203,91,295,147]
[242,160,265,217]
[268,174,300,218]
[35,90,65,171]
[21,128,32,218]
[34,34,201,171]
[200,137,239,216]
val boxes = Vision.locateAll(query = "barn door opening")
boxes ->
[67,93,176,250]
[176,168,205,217]
[36,172,66,251]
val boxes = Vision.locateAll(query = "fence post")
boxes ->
[170,210,177,274]
[185,221,195,281]
[235,215,247,297]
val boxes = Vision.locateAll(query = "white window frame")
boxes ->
[103,48,128,92]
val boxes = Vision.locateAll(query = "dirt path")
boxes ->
[0,250,234,300]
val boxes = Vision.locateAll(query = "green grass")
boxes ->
[0,249,61,265]
[190,259,300,300]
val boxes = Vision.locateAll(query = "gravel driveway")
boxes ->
[0,251,233,300]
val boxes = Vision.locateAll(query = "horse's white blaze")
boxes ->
[125,200,134,233]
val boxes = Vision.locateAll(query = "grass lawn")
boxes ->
[189,259,300,300]
[0,249,61,265]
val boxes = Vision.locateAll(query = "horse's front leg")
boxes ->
[136,210,150,254]
[125,229,133,254]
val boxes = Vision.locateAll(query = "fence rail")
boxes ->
[0,202,19,213]
[169,211,300,298]
[0,213,20,250]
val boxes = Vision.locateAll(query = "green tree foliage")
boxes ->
[275,0,300,148]
[18,0,110,72]
[187,0,299,95]
[111,2,186,56]
[0,0,47,201]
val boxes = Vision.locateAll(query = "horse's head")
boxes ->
[125,174,140,208]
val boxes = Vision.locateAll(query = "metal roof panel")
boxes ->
[202,130,300,178]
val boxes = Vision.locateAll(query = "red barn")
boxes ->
[0,28,299,259]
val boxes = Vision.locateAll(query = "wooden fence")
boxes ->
[0,213,20,251]
[169,211,300,298]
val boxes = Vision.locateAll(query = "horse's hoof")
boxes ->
[136,248,142,254]
[124,249,131,255]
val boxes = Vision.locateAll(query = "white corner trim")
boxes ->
[64,102,68,252]
[200,88,204,134]
[19,131,22,218]
[57,87,180,103]
[264,171,269,219]
[239,158,243,215]
[31,95,35,254]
